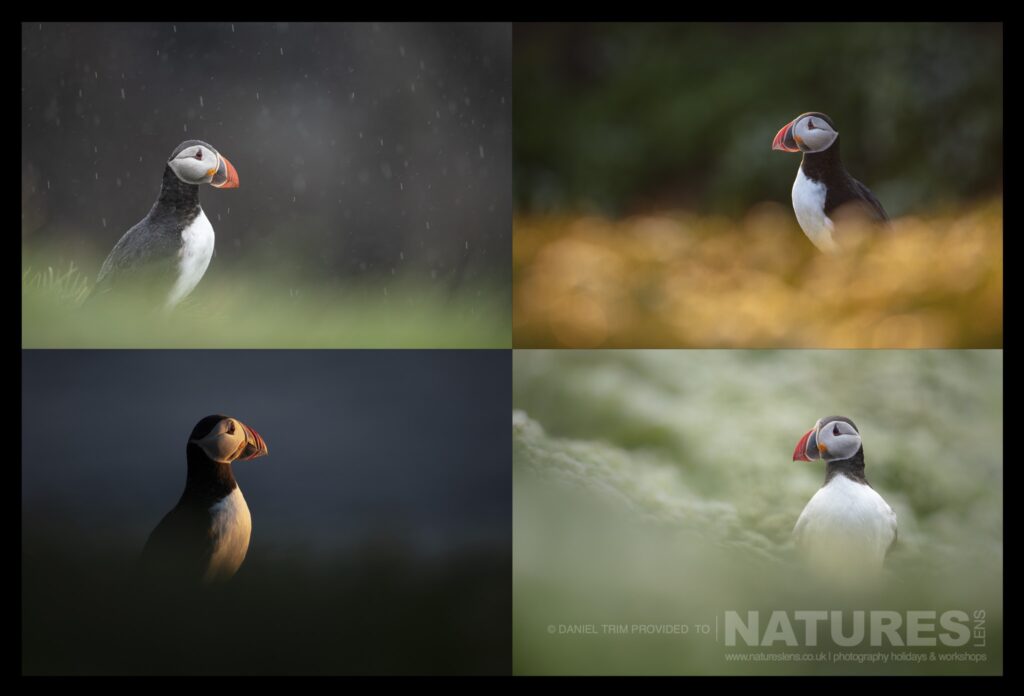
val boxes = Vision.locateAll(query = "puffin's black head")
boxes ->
[167,140,239,189]
[772,112,838,154]
[792,415,861,463]
[188,414,268,464]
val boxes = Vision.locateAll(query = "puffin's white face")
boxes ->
[793,416,862,463]
[790,114,838,153]
[168,144,221,185]
[191,417,268,463]
[772,113,839,154]
[814,418,861,462]
[167,142,240,188]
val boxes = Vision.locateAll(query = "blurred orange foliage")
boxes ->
[513,199,1002,348]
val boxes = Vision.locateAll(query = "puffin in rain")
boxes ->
[140,415,268,584]
[772,113,888,253]
[792,415,897,585]
[93,140,239,307]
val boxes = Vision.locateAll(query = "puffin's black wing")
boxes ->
[139,502,214,584]
[94,217,181,294]
[850,177,889,222]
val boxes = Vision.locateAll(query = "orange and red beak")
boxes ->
[772,120,801,153]
[792,427,819,461]
[211,153,240,189]
[239,422,268,460]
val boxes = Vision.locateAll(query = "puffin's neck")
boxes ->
[824,445,868,486]
[182,443,238,503]
[800,136,844,182]
[153,165,202,220]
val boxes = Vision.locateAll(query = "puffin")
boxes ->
[93,140,239,307]
[791,415,897,584]
[772,113,888,253]
[140,415,268,585]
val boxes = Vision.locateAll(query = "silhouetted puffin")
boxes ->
[94,140,239,306]
[792,416,897,584]
[772,113,888,253]
[140,415,267,584]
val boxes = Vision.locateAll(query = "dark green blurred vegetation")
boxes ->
[515,22,1002,215]
[23,539,509,675]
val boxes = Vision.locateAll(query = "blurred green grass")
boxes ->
[22,539,509,675]
[22,250,510,348]
[512,350,1002,675]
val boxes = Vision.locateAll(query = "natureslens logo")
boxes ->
[724,610,986,648]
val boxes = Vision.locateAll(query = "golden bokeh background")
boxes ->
[513,199,1001,348]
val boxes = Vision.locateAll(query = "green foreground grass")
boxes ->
[22,256,510,348]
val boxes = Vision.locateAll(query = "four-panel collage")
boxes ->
[22,21,1002,676]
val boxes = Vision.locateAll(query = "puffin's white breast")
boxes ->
[204,486,252,583]
[793,475,897,581]
[167,208,215,307]
[792,167,838,253]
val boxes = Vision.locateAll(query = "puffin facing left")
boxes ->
[772,113,887,253]
[93,140,239,307]
[140,415,267,585]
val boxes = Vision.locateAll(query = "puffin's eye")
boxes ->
[806,119,817,130]
[194,149,203,160]
[833,424,841,436]
[226,421,235,435]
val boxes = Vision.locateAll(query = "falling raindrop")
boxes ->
[173,25,177,33]
[120,88,125,100]
[199,95,204,107]
[479,145,484,159]
[46,180,50,190]
[231,23,235,32]
[101,217,107,228]
[425,221,430,230]
[400,251,404,260]
[465,241,469,250]
[280,47,284,56]
[256,91,260,101]
[183,123,188,132]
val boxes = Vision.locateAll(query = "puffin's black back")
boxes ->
[138,415,237,586]
[798,118,889,223]
[92,143,208,297]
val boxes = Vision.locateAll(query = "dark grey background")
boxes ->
[22,350,510,675]
[22,22,511,289]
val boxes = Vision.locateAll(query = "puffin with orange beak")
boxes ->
[94,140,240,307]
[141,415,268,584]
[772,113,888,253]
[791,416,897,584]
